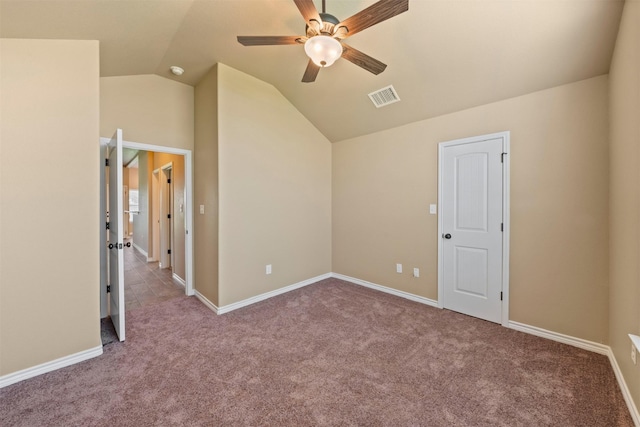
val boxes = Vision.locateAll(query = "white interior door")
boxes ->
[440,135,506,323]
[108,129,125,341]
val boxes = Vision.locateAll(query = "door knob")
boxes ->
[108,243,114,249]
[125,242,131,247]
[444,233,452,239]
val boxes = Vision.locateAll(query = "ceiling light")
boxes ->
[304,35,343,68]
[170,66,184,76]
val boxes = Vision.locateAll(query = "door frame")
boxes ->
[158,162,173,270]
[437,131,511,326]
[151,168,160,262]
[99,137,195,301]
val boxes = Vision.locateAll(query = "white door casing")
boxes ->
[159,164,172,270]
[99,137,195,319]
[151,168,160,262]
[438,132,510,325]
[107,129,125,341]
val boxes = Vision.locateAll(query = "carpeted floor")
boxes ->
[100,317,118,346]
[0,278,633,426]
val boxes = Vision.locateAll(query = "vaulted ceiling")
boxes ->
[0,0,624,142]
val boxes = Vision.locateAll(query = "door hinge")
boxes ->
[167,178,171,184]
[501,223,504,232]
[107,285,111,293]
[500,292,503,301]
[501,152,507,163]
[105,158,109,167]
[119,243,123,249]
[167,214,171,219]
[106,222,110,230]
[168,249,171,255]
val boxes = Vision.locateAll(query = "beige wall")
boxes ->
[609,0,640,410]
[153,153,186,281]
[194,66,219,305]
[333,75,610,344]
[101,74,193,280]
[217,64,332,306]
[133,153,150,253]
[128,167,139,189]
[100,75,194,150]
[0,39,100,375]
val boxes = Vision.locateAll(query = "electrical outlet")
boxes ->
[413,268,420,278]
[266,264,272,275]
[632,344,637,365]
[396,264,402,273]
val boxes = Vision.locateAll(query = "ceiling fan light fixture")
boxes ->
[304,35,342,67]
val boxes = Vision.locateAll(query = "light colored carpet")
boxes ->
[0,278,633,426]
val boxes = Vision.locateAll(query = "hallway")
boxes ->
[123,239,185,311]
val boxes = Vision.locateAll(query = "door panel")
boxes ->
[108,129,125,341]
[442,137,504,323]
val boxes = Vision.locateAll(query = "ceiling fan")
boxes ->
[237,0,409,83]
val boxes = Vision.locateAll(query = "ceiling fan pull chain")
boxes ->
[322,0,326,14]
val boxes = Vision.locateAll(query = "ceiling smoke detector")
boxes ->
[368,85,400,108]
[170,66,184,76]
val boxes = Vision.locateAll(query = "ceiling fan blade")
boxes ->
[293,0,321,25]
[335,0,409,38]
[341,43,387,75]
[302,60,321,83]
[237,36,303,46]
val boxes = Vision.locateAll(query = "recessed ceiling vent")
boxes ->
[368,85,400,108]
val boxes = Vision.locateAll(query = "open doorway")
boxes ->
[99,136,194,342]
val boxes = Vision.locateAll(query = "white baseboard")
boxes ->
[194,290,219,314]
[132,242,148,259]
[331,273,439,308]
[608,347,640,426]
[508,321,639,426]
[507,321,609,355]
[172,273,186,287]
[215,273,332,315]
[0,345,103,389]
[194,274,332,315]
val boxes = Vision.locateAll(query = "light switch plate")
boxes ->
[199,205,205,214]
[429,204,437,215]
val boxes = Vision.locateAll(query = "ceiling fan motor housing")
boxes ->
[306,12,341,36]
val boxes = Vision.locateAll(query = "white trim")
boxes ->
[194,290,219,314]
[508,321,609,355]
[331,273,439,308]
[608,347,640,426]
[132,242,148,259]
[215,273,332,315]
[629,334,640,353]
[99,137,194,297]
[437,131,511,326]
[0,346,103,389]
[509,321,639,425]
[172,273,186,287]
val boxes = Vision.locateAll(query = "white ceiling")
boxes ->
[0,0,624,142]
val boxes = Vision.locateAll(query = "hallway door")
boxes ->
[108,129,125,341]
